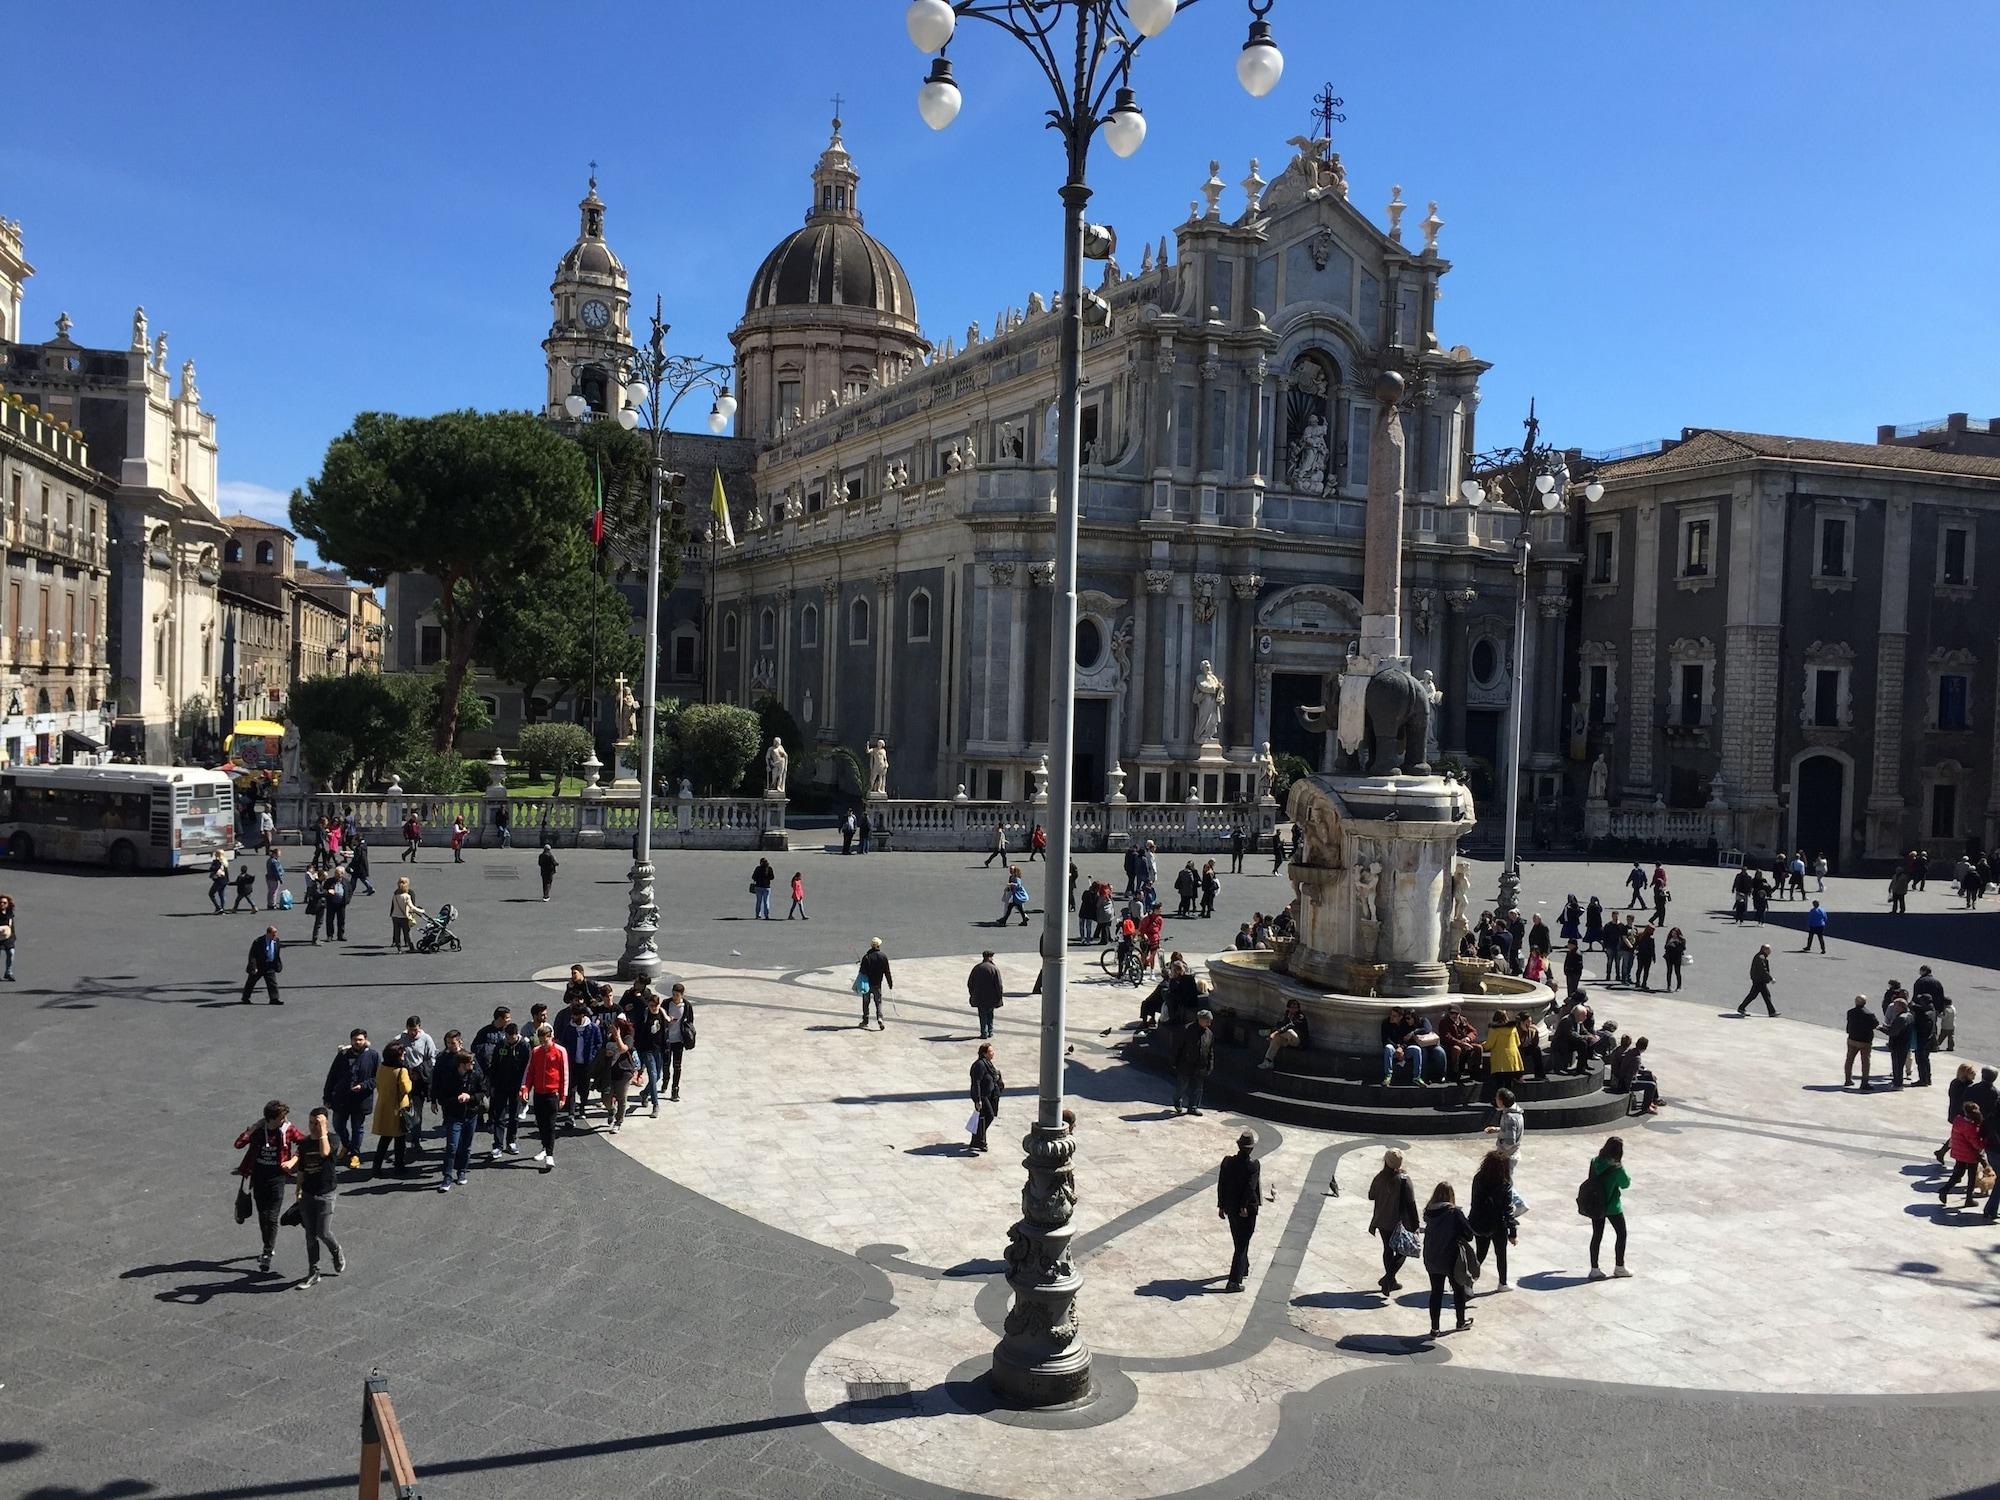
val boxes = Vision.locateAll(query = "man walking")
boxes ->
[321,867,349,943]
[240,926,284,1005]
[1844,994,1881,1090]
[1271,828,1286,874]
[841,809,856,855]
[1625,862,1648,909]
[1801,900,1828,954]
[1172,1009,1216,1117]
[1888,865,1910,914]
[434,1046,485,1192]
[485,1022,529,1155]
[967,949,1004,1039]
[350,834,375,896]
[1216,1130,1264,1293]
[1736,944,1777,1017]
[983,823,1010,868]
[858,937,893,1029]
[321,1028,379,1167]
[1230,823,1247,875]
[968,1042,1003,1154]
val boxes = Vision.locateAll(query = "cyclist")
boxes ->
[1114,912,1141,983]
[1138,907,1166,977]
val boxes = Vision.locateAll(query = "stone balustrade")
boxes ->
[1607,801,1731,847]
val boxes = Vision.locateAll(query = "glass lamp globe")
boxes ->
[1127,0,1177,38]
[1236,21,1284,97]
[1542,487,1562,511]
[624,380,647,408]
[707,403,728,435]
[1534,472,1557,494]
[905,0,956,53]
[715,390,738,421]
[1459,479,1483,505]
[918,58,962,130]
[563,394,589,420]
[1102,89,1146,158]
[616,409,639,431]
[1584,481,1605,504]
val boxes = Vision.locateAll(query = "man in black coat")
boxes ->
[968,1043,1003,1153]
[240,926,284,1004]
[1172,1010,1215,1116]
[1217,1130,1263,1292]
[321,1028,379,1166]
[967,950,1005,1039]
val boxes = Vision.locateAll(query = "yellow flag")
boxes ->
[710,468,735,547]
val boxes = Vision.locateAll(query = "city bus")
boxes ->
[0,764,236,871]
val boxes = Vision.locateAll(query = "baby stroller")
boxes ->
[414,903,461,954]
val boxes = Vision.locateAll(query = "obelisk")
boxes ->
[1358,368,1407,664]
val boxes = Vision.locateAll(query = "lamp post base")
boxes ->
[618,858,662,981]
[1494,864,1521,921]
[989,1123,1091,1408]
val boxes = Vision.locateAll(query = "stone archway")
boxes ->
[1789,748,1852,872]
[1254,584,1360,770]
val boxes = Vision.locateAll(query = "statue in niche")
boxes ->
[1355,860,1382,924]
[1587,753,1610,801]
[1288,413,1329,494]
[613,675,639,743]
[1254,741,1279,801]
[1191,660,1226,745]
[1449,860,1470,929]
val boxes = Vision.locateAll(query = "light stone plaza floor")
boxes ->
[1,844,1997,1499]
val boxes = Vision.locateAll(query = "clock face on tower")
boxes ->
[580,299,611,331]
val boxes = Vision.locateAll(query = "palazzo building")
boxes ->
[700,121,1571,802]
[0,215,225,761]
[1584,426,2000,868]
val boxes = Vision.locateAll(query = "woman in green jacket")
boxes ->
[1586,1135,1632,1280]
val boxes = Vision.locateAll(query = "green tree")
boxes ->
[291,409,592,749]
[474,531,641,723]
[287,674,413,786]
[1272,753,1315,808]
[382,670,490,759]
[570,420,687,591]
[516,721,593,784]
[400,748,476,794]
[675,702,761,796]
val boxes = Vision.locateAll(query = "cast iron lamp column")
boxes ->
[587,297,734,980]
[906,0,1285,1409]
[1461,401,1602,917]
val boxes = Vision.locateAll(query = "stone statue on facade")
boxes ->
[1449,859,1470,929]
[1587,753,1609,802]
[865,738,889,798]
[1255,741,1279,802]
[1355,859,1382,924]
[765,737,789,797]
[280,719,303,787]
[1288,413,1329,494]
[677,777,693,799]
[1191,660,1226,746]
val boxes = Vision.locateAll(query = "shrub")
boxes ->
[516,721,593,783]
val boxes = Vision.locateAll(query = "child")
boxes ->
[232,863,257,912]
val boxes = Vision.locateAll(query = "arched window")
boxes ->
[907,589,932,643]
[760,608,776,649]
[849,595,871,645]
[224,540,243,563]
[800,603,819,648]
[722,611,738,652]
[255,540,274,565]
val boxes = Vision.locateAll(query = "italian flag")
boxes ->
[589,452,606,546]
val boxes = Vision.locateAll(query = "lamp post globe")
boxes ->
[563,393,589,420]
[1236,20,1284,97]
[1102,87,1147,158]
[918,58,963,130]
[1128,0,1177,37]
[905,0,956,53]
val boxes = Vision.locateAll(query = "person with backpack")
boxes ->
[233,1099,303,1275]
[1580,1135,1632,1280]
[1421,1180,1477,1337]
[1468,1149,1520,1292]
[401,811,422,862]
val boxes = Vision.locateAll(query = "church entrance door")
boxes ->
[1072,698,1109,803]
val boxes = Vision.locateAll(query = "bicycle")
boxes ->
[1098,942,1145,986]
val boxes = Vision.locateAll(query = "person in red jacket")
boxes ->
[522,1023,570,1172]
[234,1099,303,1274]
[1940,1102,1988,1210]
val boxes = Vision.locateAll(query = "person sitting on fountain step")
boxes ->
[1140,955,1199,1030]
[1483,1008,1524,1091]
[1258,998,1312,1071]
[1515,1010,1550,1080]
[1381,1010,1447,1087]
[1553,1004,1602,1075]
[1610,1035,1661,1112]
[1440,1006,1483,1080]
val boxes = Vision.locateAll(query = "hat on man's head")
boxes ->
[1237,1130,1256,1147]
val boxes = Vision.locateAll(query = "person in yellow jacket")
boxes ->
[369,1041,416,1176]
[1482,1008,1524,1092]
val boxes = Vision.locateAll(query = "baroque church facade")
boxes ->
[526,121,1578,806]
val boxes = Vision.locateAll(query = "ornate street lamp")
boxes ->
[1461,400,1602,917]
[602,295,734,980]
[905,0,1285,1410]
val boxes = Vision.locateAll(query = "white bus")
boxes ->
[0,764,236,871]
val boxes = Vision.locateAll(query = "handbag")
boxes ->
[278,1196,303,1228]
[232,1177,253,1224]
[681,1015,697,1051]
[965,1110,982,1135]
[1388,1226,1419,1259]
[397,1105,422,1139]
[1509,1188,1530,1219]
[1452,1239,1482,1290]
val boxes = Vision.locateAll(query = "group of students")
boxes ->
[233,975,698,1285]
[1554,894,1691,994]
[1364,1124,1635,1339]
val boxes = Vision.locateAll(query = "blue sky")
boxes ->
[4,0,1993,553]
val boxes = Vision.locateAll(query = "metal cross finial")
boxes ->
[587,159,598,188]
[1311,83,1345,139]
[830,93,844,130]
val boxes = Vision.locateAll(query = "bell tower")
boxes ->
[542,170,634,419]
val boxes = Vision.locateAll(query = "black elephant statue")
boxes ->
[1295,665,1434,776]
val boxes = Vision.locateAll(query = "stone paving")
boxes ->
[0,844,1994,1500]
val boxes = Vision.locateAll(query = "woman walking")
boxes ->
[538,840,559,901]
[750,857,775,919]
[1662,927,1688,990]
[389,877,424,953]
[1421,1181,1476,1338]
[1002,866,1030,926]
[1582,895,1605,952]
[787,871,809,920]
[264,848,287,909]
[1584,1135,1633,1280]
[233,1099,303,1275]
[1199,860,1219,920]
[1558,894,1582,945]
[368,1042,415,1177]
[968,1042,1003,1153]
[1939,1102,1987,1209]
[292,1107,346,1288]
[449,815,467,863]
[598,1019,639,1133]
[1936,1062,1978,1163]
[1366,1148,1420,1297]
[0,891,16,981]
[1468,1150,1519,1291]
[523,1022,569,1170]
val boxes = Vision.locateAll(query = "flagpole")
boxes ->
[589,452,603,765]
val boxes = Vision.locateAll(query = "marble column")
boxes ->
[774,586,794,705]
[1005,565,1028,750]
[1229,575,1261,752]
[874,568,895,740]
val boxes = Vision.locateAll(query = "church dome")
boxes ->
[741,118,919,327]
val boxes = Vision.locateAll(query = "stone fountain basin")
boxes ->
[1204,950,1542,1055]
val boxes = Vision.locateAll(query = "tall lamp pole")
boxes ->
[569,296,734,980]
[904,0,1286,1409]
[1461,400,1602,917]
